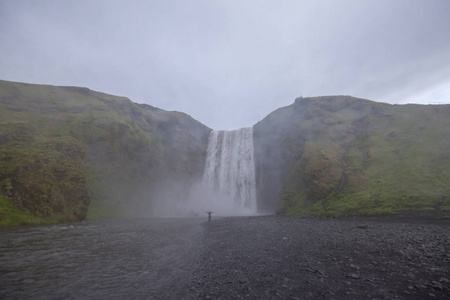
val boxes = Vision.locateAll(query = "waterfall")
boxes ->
[202,127,257,215]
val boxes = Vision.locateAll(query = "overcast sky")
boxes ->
[1,0,450,130]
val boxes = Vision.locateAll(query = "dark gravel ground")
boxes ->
[188,216,450,300]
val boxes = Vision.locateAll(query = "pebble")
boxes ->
[190,216,450,299]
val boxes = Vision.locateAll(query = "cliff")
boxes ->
[2,80,449,225]
[0,80,210,226]
[254,96,450,217]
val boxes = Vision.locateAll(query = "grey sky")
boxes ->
[1,0,450,130]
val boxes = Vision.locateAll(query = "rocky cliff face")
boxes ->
[254,96,450,217]
[0,80,210,225]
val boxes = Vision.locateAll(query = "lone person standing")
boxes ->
[206,211,214,222]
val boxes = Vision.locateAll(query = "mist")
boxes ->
[137,174,259,218]
[185,180,258,217]
[144,127,260,218]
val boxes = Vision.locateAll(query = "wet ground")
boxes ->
[0,218,203,299]
[190,216,450,300]
[1,216,449,299]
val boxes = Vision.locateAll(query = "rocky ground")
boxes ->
[188,216,450,300]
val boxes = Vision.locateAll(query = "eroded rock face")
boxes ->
[254,96,450,217]
[0,80,210,225]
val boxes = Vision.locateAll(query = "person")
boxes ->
[206,210,214,221]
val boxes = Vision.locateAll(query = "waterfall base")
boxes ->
[186,127,258,216]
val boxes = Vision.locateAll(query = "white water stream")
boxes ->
[201,127,257,215]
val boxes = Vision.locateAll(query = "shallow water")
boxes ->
[0,218,204,299]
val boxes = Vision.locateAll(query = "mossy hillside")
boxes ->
[0,122,90,226]
[0,195,50,227]
[255,96,450,217]
[0,80,210,225]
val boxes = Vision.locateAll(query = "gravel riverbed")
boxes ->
[188,216,450,300]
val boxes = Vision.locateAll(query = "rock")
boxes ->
[439,277,449,284]
[190,216,450,299]
[349,273,361,279]
[429,281,444,291]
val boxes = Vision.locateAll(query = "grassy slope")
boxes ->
[256,96,450,217]
[0,194,49,226]
[0,80,210,226]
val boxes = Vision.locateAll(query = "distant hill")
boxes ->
[0,80,210,226]
[254,96,450,217]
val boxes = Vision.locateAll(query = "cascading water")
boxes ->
[202,127,257,215]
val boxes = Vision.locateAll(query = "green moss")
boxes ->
[0,80,210,226]
[275,97,450,217]
[84,171,124,219]
[0,195,50,226]
[0,120,90,224]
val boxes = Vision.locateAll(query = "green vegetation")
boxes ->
[3,80,448,224]
[256,96,450,218]
[0,80,210,226]
[0,120,90,225]
[0,195,50,227]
